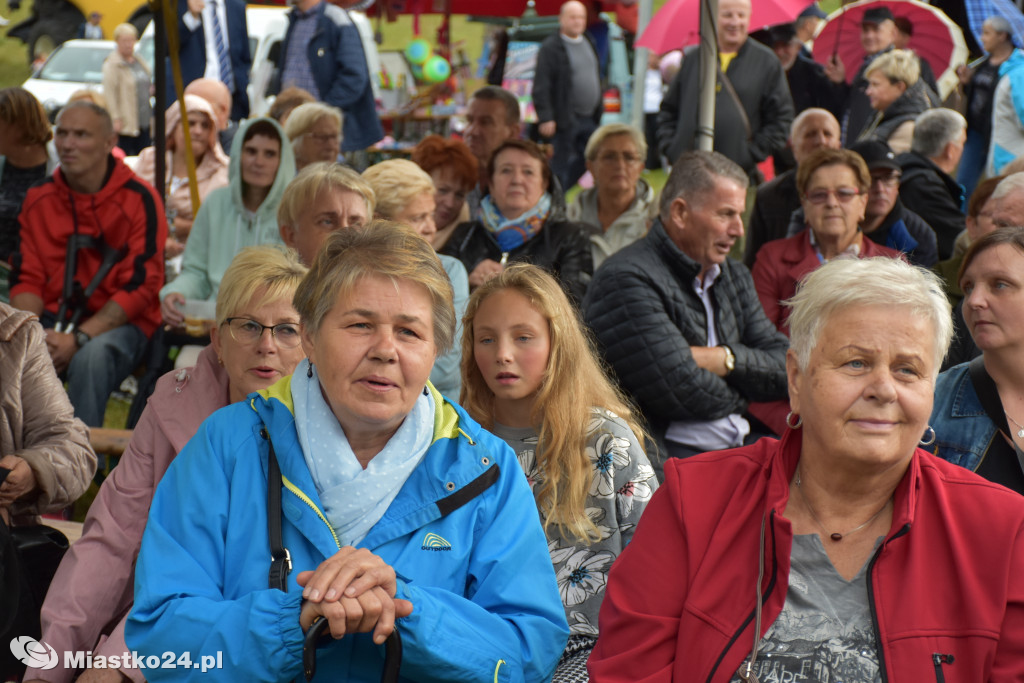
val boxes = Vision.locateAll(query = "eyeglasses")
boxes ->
[870,171,901,187]
[309,133,340,144]
[223,317,302,348]
[804,187,863,205]
[596,152,643,165]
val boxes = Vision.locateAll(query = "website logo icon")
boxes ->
[10,637,58,670]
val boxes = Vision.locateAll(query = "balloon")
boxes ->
[411,63,424,81]
[405,39,432,65]
[422,56,451,83]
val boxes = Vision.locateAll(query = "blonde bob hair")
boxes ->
[460,263,649,544]
[293,220,455,355]
[865,49,920,88]
[284,102,343,142]
[361,159,436,220]
[112,23,138,40]
[216,245,308,326]
[584,123,648,162]
[278,162,376,227]
[785,257,952,376]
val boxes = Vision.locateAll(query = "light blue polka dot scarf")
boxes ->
[291,359,434,547]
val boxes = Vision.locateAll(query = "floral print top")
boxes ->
[490,407,658,638]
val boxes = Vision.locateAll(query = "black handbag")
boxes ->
[263,431,402,682]
[0,467,70,680]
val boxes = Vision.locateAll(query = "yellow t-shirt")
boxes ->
[719,52,737,72]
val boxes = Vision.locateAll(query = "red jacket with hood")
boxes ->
[11,157,166,337]
[589,429,1024,682]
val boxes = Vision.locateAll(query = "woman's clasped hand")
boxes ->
[297,547,413,644]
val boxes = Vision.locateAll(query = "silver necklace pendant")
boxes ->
[1018,427,1024,439]
[740,662,760,682]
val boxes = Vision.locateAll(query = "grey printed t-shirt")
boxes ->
[731,534,882,683]
[488,408,657,638]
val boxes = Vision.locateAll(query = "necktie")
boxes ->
[209,0,235,92]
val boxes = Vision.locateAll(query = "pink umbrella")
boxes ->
[636,0,808,53]
[811,0,967,99]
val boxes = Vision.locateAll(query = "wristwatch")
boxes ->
[73,330,92,349]
[721,345,736,374]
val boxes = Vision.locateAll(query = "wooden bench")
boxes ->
[90,427,133,457]
[89,427,133,486]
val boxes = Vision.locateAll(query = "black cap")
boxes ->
[861,7,895,25]
[770,23,797,46]
[798,3,828,20]
[848,139,900,171]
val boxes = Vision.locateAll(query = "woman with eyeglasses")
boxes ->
[568,124,657,269]
[27,246,307,683]
[285,102,343,173]
[752,148,902,335]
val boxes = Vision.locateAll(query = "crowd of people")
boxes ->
[3,0,1024,680]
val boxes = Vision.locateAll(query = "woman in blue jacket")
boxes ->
[126,221,569,682]
[931,226,1024,495]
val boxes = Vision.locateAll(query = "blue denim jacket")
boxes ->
[929,362,997,471]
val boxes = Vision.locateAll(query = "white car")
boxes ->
[138,6,380,117]
[22,39,117,120]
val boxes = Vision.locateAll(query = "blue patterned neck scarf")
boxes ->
[291,359,433,547]
[481,192,553,251]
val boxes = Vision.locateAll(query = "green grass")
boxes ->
[0,0,34,87]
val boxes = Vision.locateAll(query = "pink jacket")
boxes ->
[131,95,229,238]
[751,230,902,335]
[32,345,230,682]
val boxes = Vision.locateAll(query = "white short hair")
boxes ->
[993,172,1024,201]
[786,258,953,376]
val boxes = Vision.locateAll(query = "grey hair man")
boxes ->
[584,150,789,473]
[531,0,603,190]
[745,108,841,265]
[897,108,968,259]
[989,172,1024,228]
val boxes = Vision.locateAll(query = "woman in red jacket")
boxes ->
[589,257,1024,683]
[752,147,902,336]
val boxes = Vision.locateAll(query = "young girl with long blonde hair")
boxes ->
[461,263,657,680]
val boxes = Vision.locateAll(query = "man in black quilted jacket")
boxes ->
[583,151,789,478]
